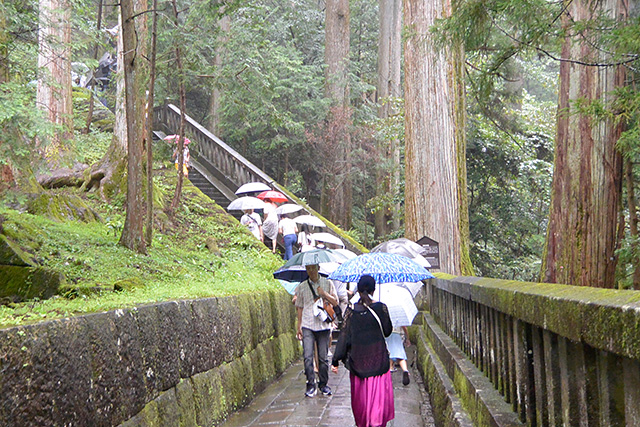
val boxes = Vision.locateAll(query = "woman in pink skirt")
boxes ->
[331,275,394,427]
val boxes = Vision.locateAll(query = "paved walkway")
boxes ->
[221,344,435,426]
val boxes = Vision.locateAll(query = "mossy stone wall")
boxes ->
[0,289,300,426]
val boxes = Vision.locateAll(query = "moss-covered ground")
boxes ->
[0,167,284,329]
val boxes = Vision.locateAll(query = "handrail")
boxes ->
[424,275,640,426]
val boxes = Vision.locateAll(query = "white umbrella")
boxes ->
[333,248,357,260]
[371,237,432,268]
[311,232,345,248]
[226,196,266,211]
[235,182,272,195]
[390,281,424,298]
[276,204,303,215]
[293,215,326,228]
[350,283,418,328]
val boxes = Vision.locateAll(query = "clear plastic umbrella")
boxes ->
[351,283,418,327]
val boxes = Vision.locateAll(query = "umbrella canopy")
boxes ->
[273,264,333,282]
[293,215,326,228]
[226,196,266,211]
[282,248,347,268]
[371,237,431,268]
[328,252,435,284]
[388,281,424,298]
[257,190,288,203]
[351,283,418,327]
[333,248,358,260]
[276,204,303,215]
[277,279,300,295]
[311,232,345,248]
[235,182,271,195]
[164,134,191,145]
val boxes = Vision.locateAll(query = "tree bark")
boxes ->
[84,0,103,135]
[323,0,352,229]
[145,0,158,246]
[207,14,230,135]
[375,0,402,238]
[403,0,473,275]
[541,0,625,288]
[118,0,147,254]
[36,0,73,168]
[169,0,187,216]
[625,159,640,289]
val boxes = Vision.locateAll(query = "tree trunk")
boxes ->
[84,0,103,135]
[625,159,640,289]
[145,0,158,246]
[375,0,402,238]
[403,0,473,275]
[207,14,230,135]
[541,0,625,288]
[118,0,147,254]
[169,0,187,216]
[324,0,352,229]
[36,0,73,168]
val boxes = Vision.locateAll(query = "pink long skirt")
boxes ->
[350,371,394,427]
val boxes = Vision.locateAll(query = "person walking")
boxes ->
[295,264,339,398]
[240,208,263,242]
[331,275,394,427]
[262,198,279,253]
[386,325,411,385]
[278,214,298,260]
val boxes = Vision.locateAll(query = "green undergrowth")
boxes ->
[0,170,284,329]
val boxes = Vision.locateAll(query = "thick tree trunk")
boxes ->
[84,0,146,199]
[145,0,158,246]
[207,14,230,135]
[541,0,625,288]
[324,0,352,229]
[118,0,147,254]
[375,0,402,238]
[403,0,472,275]
[36,0,73,168]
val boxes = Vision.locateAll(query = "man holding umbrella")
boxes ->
[295,263,338,397]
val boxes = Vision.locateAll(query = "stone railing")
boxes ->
[0,290,300,426]
[416,275,640,426]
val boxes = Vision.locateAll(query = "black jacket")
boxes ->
[331,301,392,378]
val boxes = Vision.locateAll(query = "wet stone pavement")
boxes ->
[221,344,436,427]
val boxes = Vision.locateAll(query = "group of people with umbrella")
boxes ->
[229,182,347,260]
[274,239,435,427]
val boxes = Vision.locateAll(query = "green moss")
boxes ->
[0,265,65,301]
[113,277,145,292]
[27,193,101,223]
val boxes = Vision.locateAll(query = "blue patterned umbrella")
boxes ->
[328,252,434,284]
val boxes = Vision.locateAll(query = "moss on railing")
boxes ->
[430,275,640,360]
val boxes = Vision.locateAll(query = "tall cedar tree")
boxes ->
[322,0,352,230]
[541,0,626,288]
[118,0,147,254]
[375,0,402,238]
[36,0,73,169]
[403,0,473,275]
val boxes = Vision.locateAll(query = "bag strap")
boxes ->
[365,304,384,336]
[306,280,319,300]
